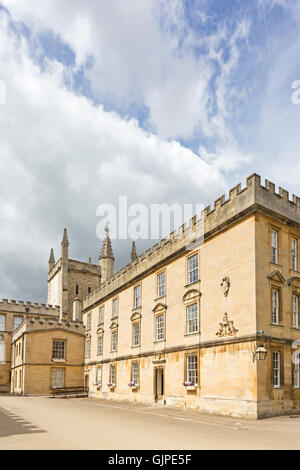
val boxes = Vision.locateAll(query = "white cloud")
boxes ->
[0,8,225,301]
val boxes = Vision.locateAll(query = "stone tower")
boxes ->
[60,228,69,321]
[99,226,115,282]
[47,229,101,319]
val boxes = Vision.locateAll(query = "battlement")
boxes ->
[12,316,85,340]
[0,299,60,315]
[82,173,300,311]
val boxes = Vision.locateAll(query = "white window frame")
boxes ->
[132,322,140,347]
[293,295,299,328]
[85,339,91,359]
[292,238,298,271]
[271,230,278,264]
[99,306,104,324]
[96,367,102,386]
[0,314,6,332]
[52,340,66,361]
[134,285,141,309]
[13,316,23,330]
[112,299,118,318]
[157,272,165,298]
[273,351,280,388]
[51,368,65,388]
[0,337,5,363]
[110,365,116,385]
[97,335,103,356]
[188,255,199,284]
[132,362,139,385]
[111,331,118,352]
[187,303,198,334]
[272,289,280,325]
[156,315,165,342]
[294,353,300,389]
[87,313,91,330]
[186,355,198,384]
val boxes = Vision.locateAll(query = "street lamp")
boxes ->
[253,344,268,362]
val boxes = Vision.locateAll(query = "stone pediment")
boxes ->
[267,270,286,284]
[130,311,142,322]
[152,303,167,314]
[287,276,300,287]
[183,289,201,303]
[110,321,118,330]
[97,326,104,335]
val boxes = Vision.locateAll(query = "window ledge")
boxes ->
[184,280,200,288]
[269,262,283,268]
[184,332,200,337]
[153,339,165,344]
[131,345,140,349]
[52,359,66,363]
[154,296,166,302]
[291,327,300,331]
[269,323,284,328]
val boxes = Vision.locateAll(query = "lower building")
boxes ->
[0,300,60,393]
[11,317,85,395]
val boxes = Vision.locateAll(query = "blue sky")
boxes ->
[0,0,300,302]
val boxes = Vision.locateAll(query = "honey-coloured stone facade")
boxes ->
[82,174,300,419]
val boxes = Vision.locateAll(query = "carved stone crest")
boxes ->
[220,277,230,297]
[216,313,238,337]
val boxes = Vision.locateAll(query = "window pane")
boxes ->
[272,231,278,263]
[134,286,141,308]
[158,272,165,298]
[188,255,199,284]
[97,336,103,355]
[51,369,65,388]
[187,304,198,334]
[272,290,279,324]
[14,316,23,330]
[96,367,102,385]
[52,341,65,360]
[0,315,5,332]
[99,306,104,324]
[132,362,139,384]
[85,339,91,358]
[187,355,198,384]
[132,323,140,346]
[113,299,118,317]
[293,295,299,328]
[273,351,280,388]
[111,332,118,351]
[110,365,116,384]
[292,239,298,270]
[156,315,165,341]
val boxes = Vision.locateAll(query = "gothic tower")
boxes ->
[60,228,69,321]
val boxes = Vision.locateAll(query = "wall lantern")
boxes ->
[253,344,268,362]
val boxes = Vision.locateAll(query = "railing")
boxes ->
[51,386,89,398]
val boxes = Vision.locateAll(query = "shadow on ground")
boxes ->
[0,407,46,438]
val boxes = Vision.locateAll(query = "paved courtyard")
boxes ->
[0,395,300,450]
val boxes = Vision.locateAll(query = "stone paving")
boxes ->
[1,396,300,450]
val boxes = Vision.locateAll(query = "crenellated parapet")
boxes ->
[0,299,60,315]
[12,316,85,341]
[82,173,300,311]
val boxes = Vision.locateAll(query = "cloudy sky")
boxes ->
[0,0,300,303]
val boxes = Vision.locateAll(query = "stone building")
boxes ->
[0,301,59,393]
[0,228,101,393]
[81,174,300,419]
[11,317,85,395]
